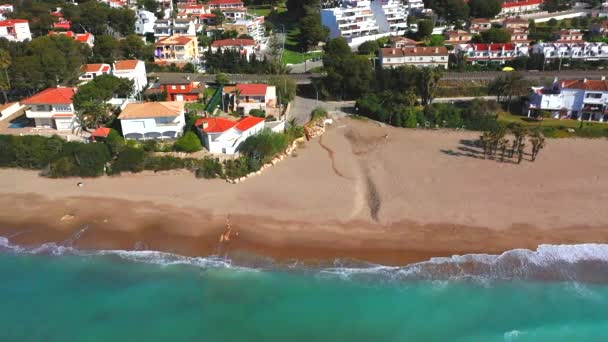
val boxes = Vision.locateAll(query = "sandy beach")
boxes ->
[1,118,608,265]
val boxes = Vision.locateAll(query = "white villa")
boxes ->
[118,102,186,140]
[195,116,266,154]
[455,43,530,64]
[112,60,148,93]
[232,84,277,116]
[22,87,79,130]
[528,78,608,122]
[0,19,31,42]
[135,10,156,35]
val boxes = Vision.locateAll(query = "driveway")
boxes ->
[288,95,355,125]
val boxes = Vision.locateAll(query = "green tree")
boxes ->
[0,49,11,103]
[74,75,134,130]
[488,73,529,111]
[92,35,120,63]
[468,0,502,18]
[298,13,329,51]
[480,28,511,44]
[358,40,380,55]
[215,73,230,86]
[269,75,297,106]
[417,67,443,106]
[108,7,136,36]
[428,34,446,46]
[174,131,203,153]
[417,19,434,40]
[119,34,154,61]
[211,10,225,26]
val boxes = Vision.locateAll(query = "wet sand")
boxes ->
[1,118,608,265]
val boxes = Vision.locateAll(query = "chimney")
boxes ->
[602,76,606,81]
[392,48,395,54]
[435,48,439,53]
[584,78,588,83]
[186,75,190,81]
[202,121,209,129]
[413,48,417,53]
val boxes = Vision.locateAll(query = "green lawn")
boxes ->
[247,5,286,17]
[498,112,608,138]
[280,27,323,65]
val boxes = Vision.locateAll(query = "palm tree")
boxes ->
[499,138,509,162]
[517,141,526,164]
[0,49,11,103]
[417,67,443,107]
[489,73,530,112]
[529,131,546,162]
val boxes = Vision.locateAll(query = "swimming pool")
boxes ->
[8,116,31,128]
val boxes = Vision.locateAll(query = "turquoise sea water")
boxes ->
[1,239,608,341]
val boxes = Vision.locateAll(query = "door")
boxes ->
[176,94,184,101]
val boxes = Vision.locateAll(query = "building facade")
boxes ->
[528,78,608,122]
[112,60,148,93]
[0,19,31,42]
[22,88,78,130]
[154,35,199,63]
[195,116,265,154]
[233,83,277,115]
[135,10,156,35]
[118,101,186,140]
[379,46,449,69]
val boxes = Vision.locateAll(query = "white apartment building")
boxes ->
[154,18,197,41]
[406,0,425,13]
[135,10,156,35]
[370,0,408,34]
[455,43,530,64]
[321,1,380,41]
[224,16,266,43]
[0,19,32,42]
[528,78,608,122]
[22,88,78,130]
[532,42,608,62]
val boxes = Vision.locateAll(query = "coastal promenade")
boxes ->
[149,70,608,85]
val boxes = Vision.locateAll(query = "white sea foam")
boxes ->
[2,236,608,281]
[504,330,526,341]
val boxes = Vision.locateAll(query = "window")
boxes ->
[155,117,174,125]
[54,105,72,112]
[171,85,176,90]
[586,93,602,99]
[180,85,186,90]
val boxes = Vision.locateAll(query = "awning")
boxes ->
[92,127,111,138]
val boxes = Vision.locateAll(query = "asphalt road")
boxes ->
[150,69,608,85]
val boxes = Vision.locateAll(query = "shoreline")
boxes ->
[2,194,608,267]
[1,118,608,266]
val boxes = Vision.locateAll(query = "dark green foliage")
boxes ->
[239,129,288,164]
[195,158,224,179]
[174,132,203,153]
[480,28,511,44]
[298,13,329,51]
[224,156,252,179]
[105,129,125,156]
[204,48,272,74]
[0,135,111,177]
[249,109,267,118]
[358,40,380,55]
[468,0,502,18]
[321,38,374,100]
[417,20,434,39]
[111,146,146,174]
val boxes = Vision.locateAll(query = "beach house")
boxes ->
[112,60,148,93]
[0,19,31,42]
[195,116,265,154]
[528,78,608,122]
[118,101,186,140]
[22,87,78,130]
[147,74,202,101]
[455,43,530,64]
[232,84,277,115]
[79,63,111,83]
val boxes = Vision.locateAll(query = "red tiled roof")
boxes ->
[92,127,111,138]
[81,63,110,73]
[211,38,255,48]
[208,0,243,5]
[473,43,516,51]
[0,19,28,27]
[114,60,139,70]
[236,84,267,96]
[562,80,608,91]
[235,116,265,131]
[21,88,75,105]
[196,117,237,133]
[502,0,543,8]
[76,32,92,42]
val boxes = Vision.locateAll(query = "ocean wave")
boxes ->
[3,236,608,282]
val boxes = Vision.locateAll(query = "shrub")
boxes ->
[111,146,145,174]
[0,135,65,169]
[105,129,125,156]
[286,126,305,142]
[58,142,111,177]
[224,156,251,179]
[239,129,287,163]
[144,155,187,172]
[249,109,266,118]
[142,140,158,153]
[195,158,223,179]
[311,107,328,121]
[174,132,203,153]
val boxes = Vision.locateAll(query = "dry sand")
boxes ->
[1,118,608,265]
